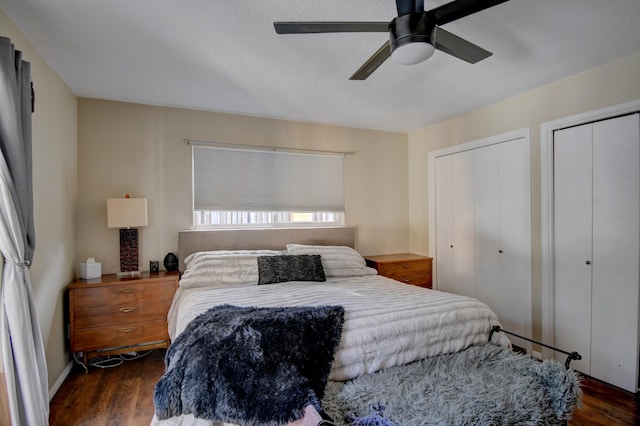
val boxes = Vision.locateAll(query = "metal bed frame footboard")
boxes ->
[488,325,582,369]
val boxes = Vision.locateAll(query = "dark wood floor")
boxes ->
[570,374,640,425]
[49,350,166,425]
[48,349,640,425]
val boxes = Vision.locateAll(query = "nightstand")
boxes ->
[68,271,179,369]
[365,253,433,289]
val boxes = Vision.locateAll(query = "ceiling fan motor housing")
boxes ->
[389,12,436,63]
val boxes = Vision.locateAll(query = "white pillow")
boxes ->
[180,250,282,288]
[285,244,377,277]
[183,250,283,268]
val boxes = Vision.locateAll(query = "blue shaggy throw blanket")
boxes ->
[154,304,345,425]
[322,343,582,426]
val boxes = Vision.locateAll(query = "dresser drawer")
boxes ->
[72,319,169,352]
[72,280,175,309]
[377,259,431,279]
[73,299,172,329]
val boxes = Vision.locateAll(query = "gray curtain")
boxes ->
[0,36,49,425]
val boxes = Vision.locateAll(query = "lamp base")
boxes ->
[119,228,140,273]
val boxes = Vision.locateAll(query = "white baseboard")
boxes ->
[531,350,543,361]
[49,360,74,401]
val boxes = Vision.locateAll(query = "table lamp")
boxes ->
[107,194,148,276]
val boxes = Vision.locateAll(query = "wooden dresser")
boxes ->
[68,271,178,368]
[365,253,433,289]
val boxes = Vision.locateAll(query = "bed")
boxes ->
[151,228,579,426]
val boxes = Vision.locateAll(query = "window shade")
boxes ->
[193,146,345,212]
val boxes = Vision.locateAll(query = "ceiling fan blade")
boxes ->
[435,27,492,63]
[396,0,425,16]
[350,41,391,80]
[427,0,510,26]
[274,22,388,34]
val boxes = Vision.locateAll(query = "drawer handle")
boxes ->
[403,278,410,282]
[119,288,135,293]
[119,307,136,313]
[120,327,136,333]
[402,264,410,268]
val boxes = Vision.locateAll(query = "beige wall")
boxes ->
[77,99,409,273]
[1,7,78,393]
[408,50,640,341]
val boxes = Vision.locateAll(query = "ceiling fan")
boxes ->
[274,0,510,80]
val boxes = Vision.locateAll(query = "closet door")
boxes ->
[590,114,639,391]
[435,154,455,291]
[553,124,593,375]
[434,150,475,296]
[475,138,529,346]
[553,113,639,392]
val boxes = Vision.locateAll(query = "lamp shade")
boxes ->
[107,198,148,228]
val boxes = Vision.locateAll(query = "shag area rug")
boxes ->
[322,343,582,426]
[154,304,344,425]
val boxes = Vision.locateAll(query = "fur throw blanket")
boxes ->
[322,343,582,425]
[154,304,344,425]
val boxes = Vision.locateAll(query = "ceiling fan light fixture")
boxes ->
[391,41,435,65]
[389,12,436,65]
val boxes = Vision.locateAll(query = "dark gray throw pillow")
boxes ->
[257,255,326,285]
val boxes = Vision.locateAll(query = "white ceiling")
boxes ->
[2,0,640,132]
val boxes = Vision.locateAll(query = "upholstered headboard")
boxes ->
[177,227,356,272]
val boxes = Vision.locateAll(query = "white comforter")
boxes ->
[153,275,510,425]
[167,275,510,382]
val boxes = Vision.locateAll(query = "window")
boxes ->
[192,144,345,227]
